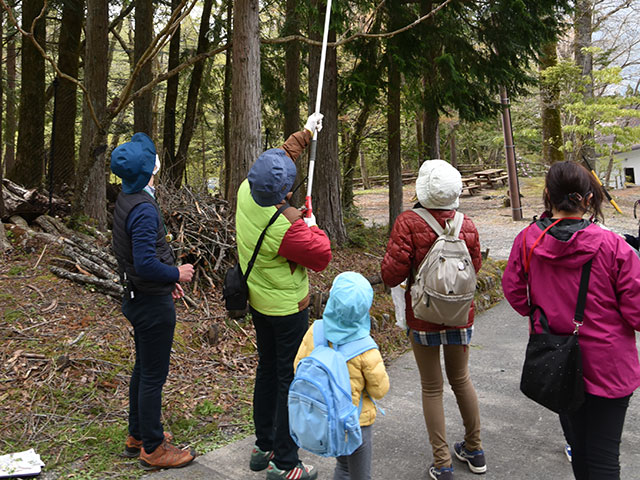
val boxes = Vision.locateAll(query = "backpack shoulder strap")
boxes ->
[412,208,443,236]
[338,335,378,361]
[451,211,464,238]
[312,320,327,348]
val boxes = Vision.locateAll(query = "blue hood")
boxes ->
[110,132,157,194]
[323,272,373,345]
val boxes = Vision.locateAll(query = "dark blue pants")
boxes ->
[123,293,176,454]
[560,393,631,480]
[251,306,309,470]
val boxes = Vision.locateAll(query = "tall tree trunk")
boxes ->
[415,112,424,163]
[52,0,84,193]
[283,0,300,138]
[342,105,371,211]
[359,150,369,190]
[309,9,346,244]
[172,0,214,188]
[4,32,16,174]
[10,0,46,188]
[73,0,108,229]
[540,41,564,165]
[422,110,440,159]
[387,37,403,229]
[450,126,457,168]
[284,0,304,207]
[223,0,233,199]
[133,0,153,135]
[574,0,595,164]
[228,0,261,211]
[160,0,182,186]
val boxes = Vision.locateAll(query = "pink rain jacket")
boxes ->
[502,221,640,399]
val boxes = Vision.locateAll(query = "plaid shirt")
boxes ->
[410,326,474,346]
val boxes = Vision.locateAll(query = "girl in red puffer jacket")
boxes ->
[381,160,484,480]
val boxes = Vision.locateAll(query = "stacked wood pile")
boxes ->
[158,185,236,291]
[2,185,236,302]
[2,178,70,220]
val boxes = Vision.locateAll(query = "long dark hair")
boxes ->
[543,161,604,221]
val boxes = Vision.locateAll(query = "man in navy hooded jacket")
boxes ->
[111,133,196,470]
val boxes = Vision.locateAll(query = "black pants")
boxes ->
[251,306,309,470]
[123,293,176,454]
[560,393,631,480]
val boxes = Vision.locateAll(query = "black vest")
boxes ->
[112,191,175,296]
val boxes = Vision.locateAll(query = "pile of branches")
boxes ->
[158,185,236,292]
[4,185,236,301]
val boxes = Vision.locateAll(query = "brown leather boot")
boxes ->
[138,438,196,470]
[123,431,173,458]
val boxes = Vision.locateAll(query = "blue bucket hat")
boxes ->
[110,133,157,194]
[323,272,374,345]
[248,148,297,207]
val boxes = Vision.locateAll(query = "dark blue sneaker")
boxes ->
[429,464,454,479]
[565,444,572,463]
[454,441,486,474]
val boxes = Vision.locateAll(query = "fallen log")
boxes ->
[2,178,69,220]
[49,266,123,298]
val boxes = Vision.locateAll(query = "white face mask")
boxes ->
[153,154,161,175]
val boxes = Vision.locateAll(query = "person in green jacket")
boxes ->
[238,113,332,480]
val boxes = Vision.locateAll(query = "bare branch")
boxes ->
[262,0,454,47]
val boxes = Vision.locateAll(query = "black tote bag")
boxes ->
[519,259,592,414]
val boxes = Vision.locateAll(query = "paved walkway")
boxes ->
[148,300,640,479]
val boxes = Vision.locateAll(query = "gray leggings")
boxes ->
[333,425,373,480]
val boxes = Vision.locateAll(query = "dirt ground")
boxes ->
[355,176,640,259]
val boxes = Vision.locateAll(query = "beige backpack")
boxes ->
[410,208,476,326]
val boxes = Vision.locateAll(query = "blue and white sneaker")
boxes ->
[454,441,487,474]
[564,444,572,463]
[429,464,454,479]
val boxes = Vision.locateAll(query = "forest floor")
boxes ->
[1,176,639,479]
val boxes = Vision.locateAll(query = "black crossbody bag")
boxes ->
[223,204,288,312]
[520,258,592,413]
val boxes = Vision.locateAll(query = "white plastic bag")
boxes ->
[390,283,407,329]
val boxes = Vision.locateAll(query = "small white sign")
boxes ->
[0,449,45,478]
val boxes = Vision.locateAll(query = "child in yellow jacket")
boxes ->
[294,272,390,480]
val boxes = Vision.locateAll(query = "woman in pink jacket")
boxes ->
[502,161,640,480]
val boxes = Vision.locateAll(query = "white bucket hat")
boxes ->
[415,159,462,210]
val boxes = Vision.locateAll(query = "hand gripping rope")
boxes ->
[304,0,332,218]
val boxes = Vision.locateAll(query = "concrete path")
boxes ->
[148,300,640,479]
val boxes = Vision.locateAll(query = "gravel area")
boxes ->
[355,179,640,260]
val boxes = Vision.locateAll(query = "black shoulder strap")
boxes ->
[574,258,592,324]
[244,203,289,281]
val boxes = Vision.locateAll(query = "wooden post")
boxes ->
[500,86,523,221]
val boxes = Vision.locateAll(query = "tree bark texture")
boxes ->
[160,0,182,187]
[387,4,402,231]
[4,34,16,174]
[420,0,440,162]
[387,35,403,230]
[223,0,233,199]
[422,110,440,159]
[133,0,154,135]
[284,0,304,207]
[342,105,371,210]
[74,0,108,229]
[539,42,564,165]
[308,9,347,245]
[11,0,46,188]
[52,0,84,192]
[228,0,261,212]
[574,0,595,164]
[173,0,214,189]
[283,0,301,138]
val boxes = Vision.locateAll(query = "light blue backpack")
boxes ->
[288,320,377,457]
